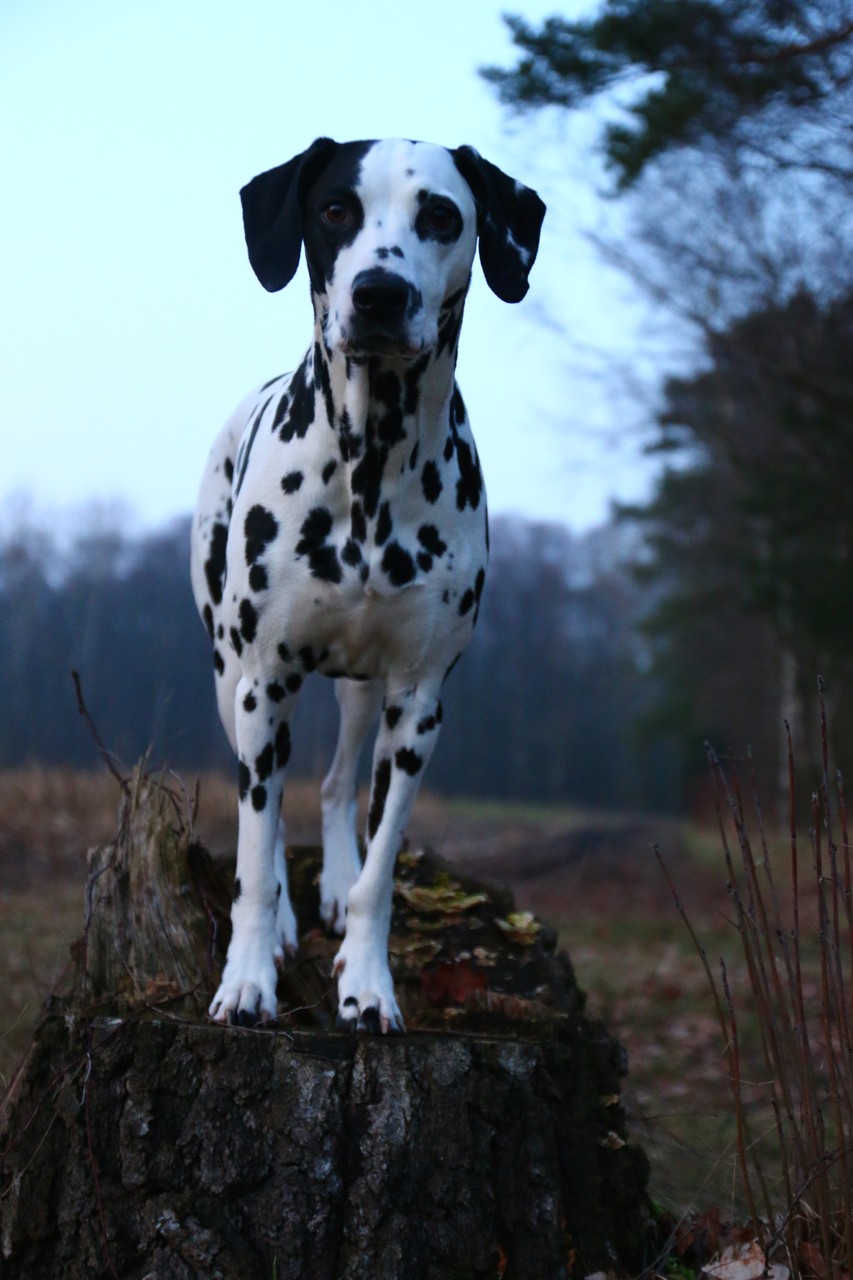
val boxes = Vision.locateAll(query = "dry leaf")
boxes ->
[396,876,488,914]
[798,1242,828,1279]
[495,911,541,945]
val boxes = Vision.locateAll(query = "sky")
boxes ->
[0,0,666,537]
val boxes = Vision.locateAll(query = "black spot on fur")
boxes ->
[351,502,367,543]
[243,691,257,712]
[322,459,338,484]
[249,564,268,592]
[374,373,406,447]
[251,784,267,811]
[244,505,278,566]
[473,566,486,623]
[238,761,250,801]
[416,704,442,734]
[352,441,387,519]
[417,552,433,572]
[375,501,392,546]
[233,876,242,903]
[204,521,229,606]
[395,747,423,775]
[299,645,317,672]
[255,743,274,781]
[459,589,475,616]
[266,681,286,702]
[223,456,234,483]
[296,507,331,552]
[281,470,303,494]
[277,642,292,663]
[295,507,342,584]
[381,541,416,587]
[338,409,362,461]
[275,722,291,768]
[436,306,463,357]
[213,648,225,674]
[342,538,362,567]
[417,524,447,557]
[444,435,454,462]
[240,598,258,642]
[202,603,214,640]
[234,396,272,496]
[368,757,392,840]
[285,672,302,694]
[230,626,243,656]
[279,356,315,441]
[421,461,442,504]
[442,287,466,312]
[455,439,483,512]
[314,341,335,426]
[385,704,403,730]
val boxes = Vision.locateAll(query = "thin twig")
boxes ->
[71,670,130,795]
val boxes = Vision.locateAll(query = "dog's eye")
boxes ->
[428,203,458,233]
[321,201,351,227]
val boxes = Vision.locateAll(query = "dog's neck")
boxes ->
[309,294,467,464]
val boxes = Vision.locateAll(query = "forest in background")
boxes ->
[0,491,843,816]
[0,504,683,811]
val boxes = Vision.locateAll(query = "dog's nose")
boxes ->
[352,270,409,317]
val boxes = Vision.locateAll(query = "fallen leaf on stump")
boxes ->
[496,911,541,945]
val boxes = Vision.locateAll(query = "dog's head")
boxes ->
[240,137,546,359]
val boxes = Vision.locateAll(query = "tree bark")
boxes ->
[1,767,654,1279]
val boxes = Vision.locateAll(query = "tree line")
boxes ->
[0,505,681,810]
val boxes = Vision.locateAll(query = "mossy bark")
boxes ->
[1,768,654,1279]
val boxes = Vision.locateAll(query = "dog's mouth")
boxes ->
[339,331,425,359]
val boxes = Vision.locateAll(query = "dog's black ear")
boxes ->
[240,137,338,292]
[451,146,546,303]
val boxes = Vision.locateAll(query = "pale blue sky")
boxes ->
[1,0,662,534]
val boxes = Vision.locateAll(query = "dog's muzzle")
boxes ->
[344,269,418,356]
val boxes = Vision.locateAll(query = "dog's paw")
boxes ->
[319,862,359,936]
[333,934,404,1034]
[209,929,279,1027]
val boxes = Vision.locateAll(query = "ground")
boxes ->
[0,766,814,1239]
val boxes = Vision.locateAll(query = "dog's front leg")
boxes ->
[209,673,297,1026]
[334,678,444,1034]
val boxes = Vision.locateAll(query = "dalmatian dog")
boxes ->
[190,137,545,1034]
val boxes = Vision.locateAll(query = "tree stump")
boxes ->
[1,768,655,1279]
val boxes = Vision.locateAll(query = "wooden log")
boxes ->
[1,767,656,1279]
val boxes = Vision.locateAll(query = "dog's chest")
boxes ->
[228,380,486,675]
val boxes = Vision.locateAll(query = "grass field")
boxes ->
[0,765,829,1252]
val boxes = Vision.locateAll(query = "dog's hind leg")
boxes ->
[320,678,383,933]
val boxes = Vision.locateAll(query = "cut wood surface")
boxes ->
[1,768,655,1279]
